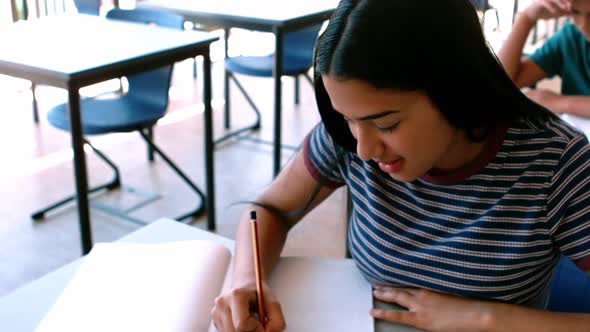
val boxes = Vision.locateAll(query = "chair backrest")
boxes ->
[106,8,185,109]
[547,255,590,313]
[283,24,322,63]
[74,0,100,15]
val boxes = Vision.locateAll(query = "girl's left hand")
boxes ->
[370,286,492,332]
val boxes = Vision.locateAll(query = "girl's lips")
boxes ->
[378,159,403,173]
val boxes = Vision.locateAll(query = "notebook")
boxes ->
[33,241,373,332]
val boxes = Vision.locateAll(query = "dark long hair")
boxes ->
[314,0,551,152]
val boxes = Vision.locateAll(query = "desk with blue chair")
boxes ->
[0,14,218,254]
[137,0,338,177]
[30,8,209,227]
[219,24,322,147]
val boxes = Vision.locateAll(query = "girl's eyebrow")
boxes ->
[338,110,399,121]
[358,110,399,121]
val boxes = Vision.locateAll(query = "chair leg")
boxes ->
[193,57,198,80]
[138,131,206,220]
[31,139,121,220]
[294,76,300,105]
[214,75,262,145]
[293,73,315,106]
[145,127,155,162]
[303,72,314,86]
[230,76,261,130]
[32,83,39,124]
[289,72,314,109]
[494,9,500,32]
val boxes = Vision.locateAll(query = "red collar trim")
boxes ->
[420,124,509,185]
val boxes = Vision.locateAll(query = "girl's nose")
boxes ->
[355,127,383,161]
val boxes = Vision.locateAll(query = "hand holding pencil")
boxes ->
[211,210,286,331]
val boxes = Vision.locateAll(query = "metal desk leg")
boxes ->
[67,86,92,255]
[203,52,216,231]
[272,27,284,177]
[223,27,231,129]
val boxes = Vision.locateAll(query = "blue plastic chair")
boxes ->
[217,24,322,144]
[73,0,100,15]
[31,8,205,224]
[547,255,590,313]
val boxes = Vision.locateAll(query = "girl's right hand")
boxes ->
[211,282,286,332]
[524,0,572,21]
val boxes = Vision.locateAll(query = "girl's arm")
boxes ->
[212,148,337,332]
[497,0,570,88]
[232,149,336,286]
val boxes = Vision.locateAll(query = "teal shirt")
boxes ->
[530,23,590,95]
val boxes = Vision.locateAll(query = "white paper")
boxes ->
[269,257,373,332]
[36,242,373,332]
[210,257,373,332]
[34,241,231,332]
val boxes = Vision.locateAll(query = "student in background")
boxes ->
[499,0,590,116]
[211,0,590,331]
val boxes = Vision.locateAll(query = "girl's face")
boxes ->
[571,0,590,40]
[322,76,487,182]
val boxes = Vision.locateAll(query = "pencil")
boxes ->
[250,210,266,325]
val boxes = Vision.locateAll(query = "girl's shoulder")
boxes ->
[559,22,584,39]
[509,115,587,146]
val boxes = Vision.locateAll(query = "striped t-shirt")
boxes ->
[304,116,590,308]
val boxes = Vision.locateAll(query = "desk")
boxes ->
[137,0,338,177]
[0,218,422,332]
[0,15,218,254]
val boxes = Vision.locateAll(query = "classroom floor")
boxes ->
[2,0,588,298]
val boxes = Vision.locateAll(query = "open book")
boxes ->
[33,241,373,332]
